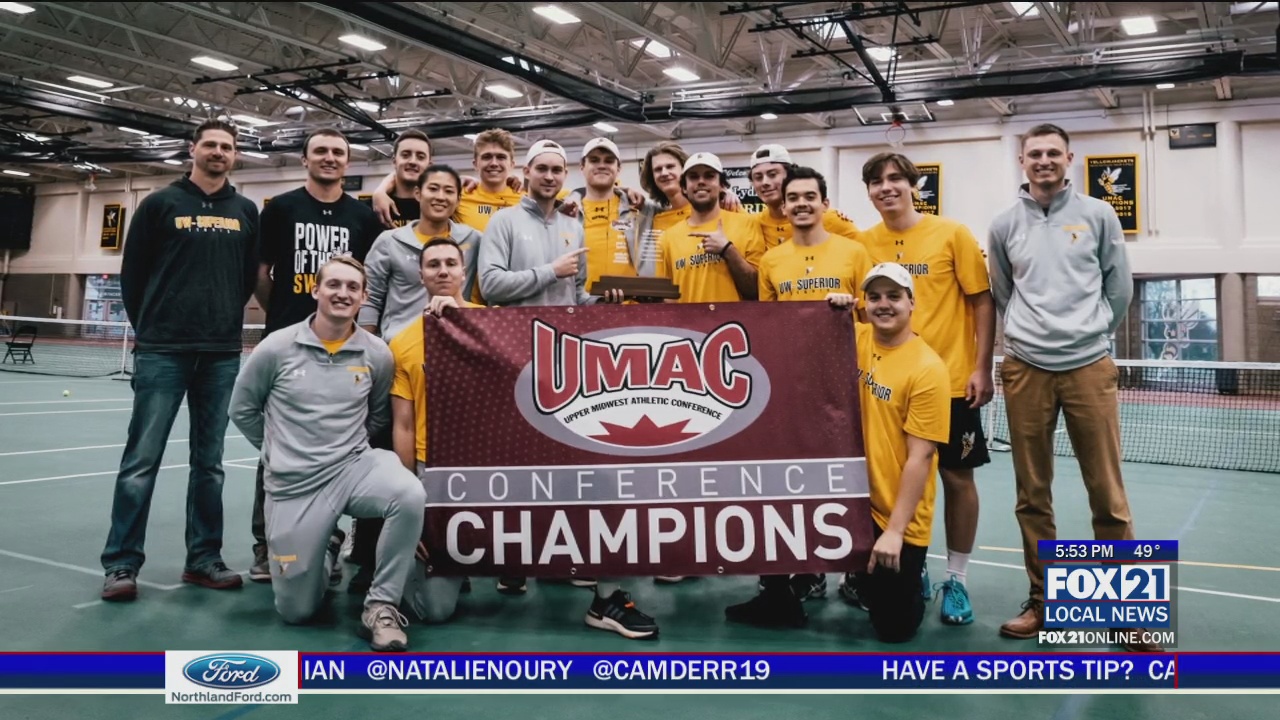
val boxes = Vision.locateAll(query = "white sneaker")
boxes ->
[359,602,409,652]
[339,522,356,562]
[653,576,687,584]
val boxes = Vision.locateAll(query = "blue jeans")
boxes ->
[101,351,241,574]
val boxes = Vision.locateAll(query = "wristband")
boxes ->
[718,241,733,257]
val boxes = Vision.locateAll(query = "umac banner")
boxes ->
[420,302,870,578]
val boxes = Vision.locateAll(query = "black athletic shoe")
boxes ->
[347,564,374,595]
[585,590,659,639]
[725,585,806,628]
[496,576,527,595]
[837,572,869,611]
[327,530,346,588]
[790,573,827,601]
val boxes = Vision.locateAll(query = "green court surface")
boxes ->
[0,376,1276,718]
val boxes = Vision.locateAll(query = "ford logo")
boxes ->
[182,654,280,690]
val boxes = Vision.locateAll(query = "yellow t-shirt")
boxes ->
[389,303,482,464]
[856,324,950,547]
[582,196,636,290]
[321,338,345,355]
[758,234,871,303]
[655,212,765,303]
[455,186,524,232]
[754,208,861,251]
[860,215,990,397]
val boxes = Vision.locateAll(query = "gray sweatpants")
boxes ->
[266,449,425,624]
[404,462,464,623]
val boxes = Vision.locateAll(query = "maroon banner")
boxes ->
[420,302,872,577]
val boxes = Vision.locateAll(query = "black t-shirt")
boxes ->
[259,187,381,334]
[390,194,421,228]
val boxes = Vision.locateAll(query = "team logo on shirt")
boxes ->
[514,321,772,456]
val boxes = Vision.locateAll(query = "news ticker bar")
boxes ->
[1039,540,1179,562]
[2,653,1280,691]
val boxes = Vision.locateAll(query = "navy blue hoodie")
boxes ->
[120,175,259,352]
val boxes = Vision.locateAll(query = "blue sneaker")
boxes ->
[940,574,974,625]
[921,561,932,600]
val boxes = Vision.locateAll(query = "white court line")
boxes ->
[72,600,104,610]
[224,461,258,471]
[0,398,133,406]
[0,549,182,591]
[0,584,33,595]
[0,456,259,487]
[0,407,136,417]
[0,377,115,385]
[0,434,245,458]
[927,553,1280,604]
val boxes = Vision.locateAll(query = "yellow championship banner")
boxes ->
[912,163,941,215]
[100,203,125,250]
[1084,155,1139,234]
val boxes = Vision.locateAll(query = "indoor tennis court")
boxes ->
[0,367,1277,716]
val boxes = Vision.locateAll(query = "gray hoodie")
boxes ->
[560,187,664,277]
[477,195,597,306]
[987,183,1133,372]
[358,220,482,338]
[229,316,394,498]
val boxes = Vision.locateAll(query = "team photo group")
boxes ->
[94,117,1153,654]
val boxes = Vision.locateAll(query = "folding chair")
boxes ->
[2,324,36,364]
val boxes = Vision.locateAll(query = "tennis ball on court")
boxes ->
[63,390,71,397]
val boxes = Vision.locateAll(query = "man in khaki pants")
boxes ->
[986,124,1153,651]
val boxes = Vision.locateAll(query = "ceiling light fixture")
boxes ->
[1120,16,1158,36]
[349,144,369,151]
[630,39,672,59]
[352,101,381,112]
[231,114,272,127]
[532,5,580,24]
[593,122,619,133]
[191,56,238,72]
[0,2,35,14]
[936,99,955,106]
[662,67,700,83]
[67,75,113,89]
[241,151,269,159]
[464,134,479,141]
[163,159,183,166]
[866,46,897,62]
[3,169,31,177]
[485,84,523,99]
[119,127,151,135]
[338,34,387,51]
[1156,83,1175,89]
[759,112,778,120]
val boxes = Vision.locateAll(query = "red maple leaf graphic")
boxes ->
[590,415,702,447]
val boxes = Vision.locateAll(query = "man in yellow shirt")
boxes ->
[725,167,873,627]
[841,263,950,642]
[388,238,482,625]
[655,152,765,302]
[561,137,640,289]
[851,152,995,628]
[747,144,860,250]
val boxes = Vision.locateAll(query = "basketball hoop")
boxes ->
[886,120,907,149]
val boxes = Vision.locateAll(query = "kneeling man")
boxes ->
[231,256,426,652]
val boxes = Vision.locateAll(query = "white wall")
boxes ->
[10,95,1280,278]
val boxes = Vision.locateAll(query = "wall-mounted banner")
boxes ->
[912,163,941,215]
[1084,155,1140,234]
[420,303,871,578]
[100,203,125,250]
[724,167,765,215]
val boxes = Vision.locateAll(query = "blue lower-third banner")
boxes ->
[298,653,1179,690]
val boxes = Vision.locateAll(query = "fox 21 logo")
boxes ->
[1046,565,1171,602]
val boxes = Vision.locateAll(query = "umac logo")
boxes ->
[182,653,281,690]
[515,321,771,456]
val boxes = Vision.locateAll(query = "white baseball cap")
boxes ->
[581,137,620,161]
[682,151,724,176]
[860,262,915,295]
[525,139,567,166]
[751,143,792,168]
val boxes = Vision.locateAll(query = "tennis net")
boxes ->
[984,357,1280,474]
[0,315,264,378]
